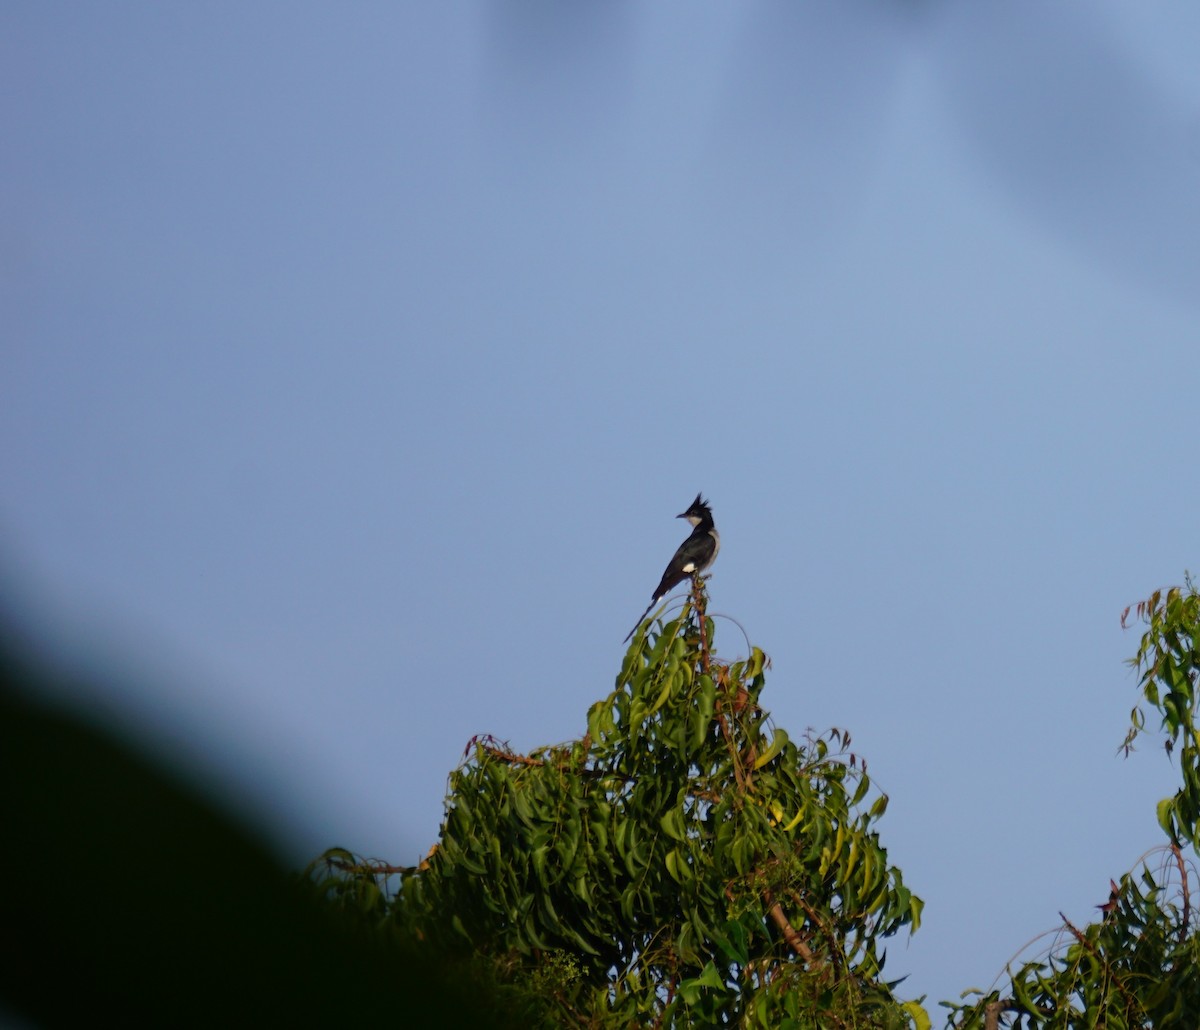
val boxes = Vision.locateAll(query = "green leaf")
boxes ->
[649,673,675,716]
[1157,796,1178,841]
[665,848,683,884]
[692,675,716,749]
[660,807,686,842]
[531,844,549,887]
[716,919,750,966]
[753,728,789,769]
[696,961,726,989]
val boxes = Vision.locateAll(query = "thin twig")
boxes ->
[1172,842,1190,940]
[1060,912,1140,1017]
[326,856,412,876]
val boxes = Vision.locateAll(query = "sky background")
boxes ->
[2,1,1198,1014]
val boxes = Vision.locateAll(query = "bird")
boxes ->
[624,494,720,643]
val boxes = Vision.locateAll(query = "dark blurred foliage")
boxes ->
[0,640,513,1028]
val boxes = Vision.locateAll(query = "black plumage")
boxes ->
[624,494,720,643]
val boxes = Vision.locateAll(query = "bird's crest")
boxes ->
[680,493,711,519]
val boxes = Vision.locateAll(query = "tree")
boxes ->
[311,582,927,1028]
[947,578,1200,1029]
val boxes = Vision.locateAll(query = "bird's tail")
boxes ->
[623,600,656,644]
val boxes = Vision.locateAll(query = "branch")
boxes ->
[762,888,816,965]
[692,574,711,674]
[479,742,546,767]
[984,999,1016,1030]
[983,995,1057,1029]
[789,890,841,972]
[1172,842,1191,940]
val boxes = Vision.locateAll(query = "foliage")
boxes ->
[946,577,1200,1029]
[311,582,925,1028]
[1123,577,1200,849]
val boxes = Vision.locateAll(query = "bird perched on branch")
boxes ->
[624,494,720,643]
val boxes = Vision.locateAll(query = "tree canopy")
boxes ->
[947,578,1200,1029]
[312,582,926,1027]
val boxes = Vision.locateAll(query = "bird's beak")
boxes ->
[676,511,687,519]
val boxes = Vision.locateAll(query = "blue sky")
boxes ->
[3,1,1198,1012]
